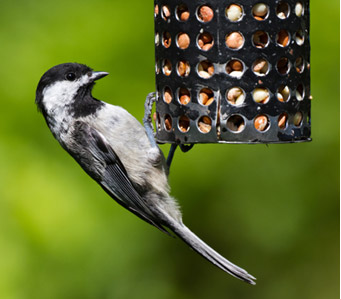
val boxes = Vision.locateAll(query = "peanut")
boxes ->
[163,59,172,76]
[253,59,269,75]
[226,60,244,78]
[295,30,304,46]
[293,112,303,126]
[229,60,243,71]
[180,95,190,105]
[252,88,270,104]
[277,30,289,47]
[178,61,190,77]
[199,92,208,104]
[278,113,288,129]
[226,4,243,22]
[276,3,289,19]
[198,116,212,133]
[206,97,214,106]
[202,43,213,51]
[252,3,268,20]
[198,32,214,51]
[254,115,269,131]
[164,115,172,131]
[295,2,303,17]
[226,32,244,49]
[179,115,190,132]
[164,88,172,103]
[162,6,171,20]
[227,87,245,106]
[296,84,304,101]
[177,5,190,21]
[199,88,214,106]
[277,85,290,102]
[295,56,304,73]
[179,88,190,105]
[177,33,190,49]
[163,32,171,48]
[198,6,214,22]
[198,61,214,78]
[181,11,189,21]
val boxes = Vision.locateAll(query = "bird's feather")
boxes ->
[68,120,170,235]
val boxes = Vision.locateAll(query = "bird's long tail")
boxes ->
[168,219,256,285]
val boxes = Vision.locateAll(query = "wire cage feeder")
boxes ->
[153,0,311,145]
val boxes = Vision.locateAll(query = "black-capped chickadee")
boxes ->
[35,63,255,284]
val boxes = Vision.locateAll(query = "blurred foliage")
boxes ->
[0,0,339,298]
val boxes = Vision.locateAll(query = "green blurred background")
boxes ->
[0,0,339,298]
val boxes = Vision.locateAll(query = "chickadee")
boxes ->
[35,63,255,284]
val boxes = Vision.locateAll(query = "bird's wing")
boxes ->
[69,121,169,234]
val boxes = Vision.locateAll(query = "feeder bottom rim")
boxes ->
[156,138,312,145]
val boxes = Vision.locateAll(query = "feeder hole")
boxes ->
[177,33,190,49]
[176,4,190,21]
[295,56,304,73]
[197,5,214,23]
[155,32,160,46]
[295,30,304,45]
[293,112,303,127]
[226,32,244,49]
[164,114,172,131]
[199,88,214,106]
[155,61,160,74]
[277,85,290,102]
[276,2,290,19]
[252,87,270,104]
[277,57,291,75]
[278,113,288,129]
[296,84,305,101]
[162,31,171,48]
[252,31,269,48]
[197,60,214,79]
[254,115,270,131]
[162,5,171,21]
[276,30,290,47]
[198,116,212,133]
[156,113,161,131]
[179,115,190,132]
[163,86,173,104]
[226,87,245,106]
[178,87,191,105]
[197,32,214,51]
[295,2,304,17]
[177,60,190,77]
[226,59,244,78]
[252,3,269,21]
[227,115,245,132]
[162,59,172,76]
[252,58,269,76]
[226,4,243,22]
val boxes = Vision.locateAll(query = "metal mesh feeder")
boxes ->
[153,0,311,144]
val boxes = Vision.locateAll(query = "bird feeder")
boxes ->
[153,0,311,144]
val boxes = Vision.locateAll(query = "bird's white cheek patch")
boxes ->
[43,80,80,111]
[42,74,91,112]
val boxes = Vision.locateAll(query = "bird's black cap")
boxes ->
[36,63,93,111]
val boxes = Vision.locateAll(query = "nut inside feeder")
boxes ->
[154,0,311,144]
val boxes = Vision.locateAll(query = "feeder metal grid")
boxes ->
[154,0,311,144]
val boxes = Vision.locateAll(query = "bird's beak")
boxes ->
[90,71,109,81]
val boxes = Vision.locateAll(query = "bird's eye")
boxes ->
[66,72,76,81]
